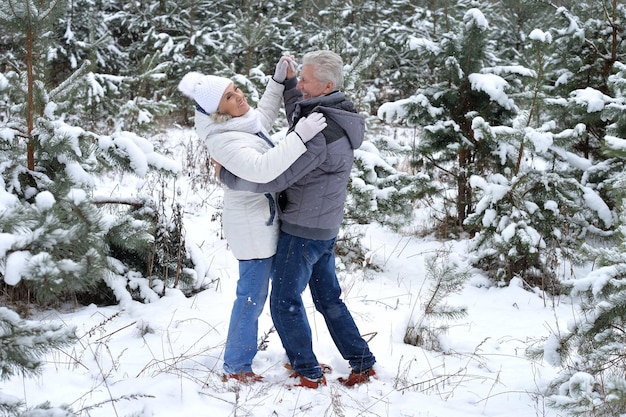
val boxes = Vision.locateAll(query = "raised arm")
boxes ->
[256,55,298,131]
[283,77,303,124]
[219,132,327,193]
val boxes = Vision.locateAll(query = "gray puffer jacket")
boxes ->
[219,79,364,240]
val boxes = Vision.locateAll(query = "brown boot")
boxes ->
[223,371,264,383]
[289,371,327,389]
[338,368,376,387]
[284,362,333,374]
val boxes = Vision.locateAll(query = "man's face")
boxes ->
[297,65,334,99]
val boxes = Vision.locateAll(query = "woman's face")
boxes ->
[217,83,250,117]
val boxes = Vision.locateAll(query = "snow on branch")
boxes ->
[468,73,517,111]
[98,131,181,177]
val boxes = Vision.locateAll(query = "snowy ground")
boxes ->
[3,127,572,417]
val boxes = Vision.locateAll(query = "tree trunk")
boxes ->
[26,27,35,171]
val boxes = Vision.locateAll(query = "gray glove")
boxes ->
[273,56,290,83]
[293,112,327,143]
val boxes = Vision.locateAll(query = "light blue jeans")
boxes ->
[269,232,376,379]
[223,257,272,374]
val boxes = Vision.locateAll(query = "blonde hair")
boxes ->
[211,112,232,124]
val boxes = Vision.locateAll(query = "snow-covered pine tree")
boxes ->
[404,250,468,352]
[346,131,435,231]
[47,0,127,85]
[371,0,449,107]
[465,14,616,290]
[544,2,622,160]
[532,58,626,417]
[111,0,227,125]
[605,62,626,141]
[375,1,619,290]
[464,28,593,289]
[0,65,189,304]
[0,307,78,416]
[0,0,192,306]
[42,0,175,134]
[378,2,519,234]
[218,3,292,77]
[539,199,626,415]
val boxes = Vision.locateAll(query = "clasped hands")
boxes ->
[273,54,298,83]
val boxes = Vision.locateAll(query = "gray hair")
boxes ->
[302,50,344,90]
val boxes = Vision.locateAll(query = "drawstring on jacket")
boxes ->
[256,131,277,226]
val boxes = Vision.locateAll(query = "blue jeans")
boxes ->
[270,232,376,379]
[223,257,272,374]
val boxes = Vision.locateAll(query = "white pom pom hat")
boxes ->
[178,72,232,114]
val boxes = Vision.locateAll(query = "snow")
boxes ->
[543,333,563,367]
[464,8,488,30]
[605,135,626,152]
[1,128,578,417]
[35,191,56,210]
[567,265,615,297]
[526,129,553,154]
[468,73,517,111]
[550,148,592,171]
[98,131,182,177]
[59,156,94,187]
[529,29,553,43]
[582,186,613,227]
[555,72,571,87]
[570,87,612,113]
[0,73,8,90]
[407,36,441,54]
[4,250,29,285]
[377,94,443,124]
[482,65,536,78]
[67,189,88,206]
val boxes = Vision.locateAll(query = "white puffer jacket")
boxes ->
[194,79,306,260]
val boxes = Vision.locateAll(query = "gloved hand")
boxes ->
[293,112,327,143]
[273,55,297,83]
[285,56,297,79]
[273,56,289,83]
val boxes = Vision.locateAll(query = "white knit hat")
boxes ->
[178,72,232,114]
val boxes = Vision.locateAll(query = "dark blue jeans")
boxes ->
[223,257,272,374]
[270,232,376,379]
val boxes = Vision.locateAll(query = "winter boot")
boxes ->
[223,371,264,383]
[289,371,327,389]
[338,368,376,387]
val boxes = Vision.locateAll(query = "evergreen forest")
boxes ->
[1,0,626,415]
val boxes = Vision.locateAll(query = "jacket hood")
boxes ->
[295,92,364,150]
